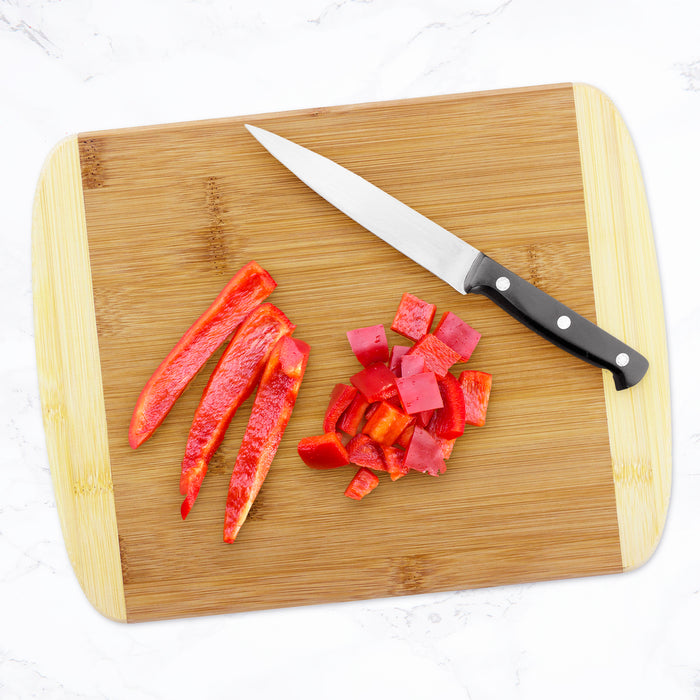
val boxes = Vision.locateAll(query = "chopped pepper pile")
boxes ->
[297,293,492,499]
[129,261,309,542]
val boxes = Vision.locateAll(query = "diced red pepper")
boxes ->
[362,400,413,446]
[180,303,295,518]
[381,445,408,481]
[350,362,398,403]
[391,293,436,342]
[344,467,379,500]
[346,433,385,471]
[416,409,434,427]
[434,311,481,362]
[337,392,370,436]
[129,261,276,448]
[428,371,467,439]
[395,371,443,414]
[389,345,410,374]
[406,333,461,378]
[223,336,310,542]
[347,324,389,366]
[322,383,357,433]
[435,436,457,460]
[400,353,425,378]
[297,432,349,469]
[403,426,446,476]
[459,370,493,427]
[395,422,415,449]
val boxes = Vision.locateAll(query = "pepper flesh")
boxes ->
[391,293,436,342]
[223,336,310,543]
[459,370,493,427]
[129,261,276,448]
[344,467,379,500]
[180,304,295,518]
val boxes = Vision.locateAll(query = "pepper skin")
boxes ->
[129,261,276,448]
[180,304,295,518]
[223,336,310,543]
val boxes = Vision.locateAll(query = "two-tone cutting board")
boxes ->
[32,83,671,622]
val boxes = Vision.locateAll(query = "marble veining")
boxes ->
[2,0,700,698]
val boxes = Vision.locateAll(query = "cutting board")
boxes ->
[32,83,671,623]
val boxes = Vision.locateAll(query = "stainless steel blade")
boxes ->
[245,124,480,293]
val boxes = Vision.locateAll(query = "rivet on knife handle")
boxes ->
[464,254,649,390]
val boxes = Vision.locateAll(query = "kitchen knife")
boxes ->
[245,124,648,390]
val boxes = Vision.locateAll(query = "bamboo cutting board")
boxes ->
[32,83,670,622]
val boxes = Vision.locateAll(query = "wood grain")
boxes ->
[32,83,669,622]
[574,84,672,569]
[32,136,126,621]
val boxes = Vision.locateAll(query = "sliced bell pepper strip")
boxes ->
[428,371,467,439]
[362,400,413,446]
[180,303,295,518]
[322,383,357,433]
[344,467,380,500]
[337,392,370,436]
[459,370,493,427]
[346,324,389,366]
[346,433,385,471]
[297,432,349,469]
[395,371,443,414]
[223,336,310,543]
[434,311,481,362]
[391,293,436,342]
[350,362,398,403]
[129,261,276,448]
[406,333,461,378]
[403,426,446,476]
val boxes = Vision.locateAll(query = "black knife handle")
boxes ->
[464,255,648,390]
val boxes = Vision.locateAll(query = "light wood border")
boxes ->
[32,135,126,621]
[574,84,672,570]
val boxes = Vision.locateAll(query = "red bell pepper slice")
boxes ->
[391,293,436,342]
[428,371,467,439]
[395,371,443,414]
[389,345,410,374]
[459,370,493,427]
[381,445,408,481]
[403,426,446,476]
[297,432,349,469]
[346,433,385,471]
[129,261,276,448]
[344,467,379,500]
[406,333,461,378]
[350,362,398,403]
[362,400,413,446]
[180,303,295,518]
[346,324,389,366]
[322,383,357,433]
[223,336,310,542]
[434,311,481,362]
[337,392,370,436]
[395,423,415,449]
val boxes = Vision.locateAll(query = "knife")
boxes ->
[245,124,648,390]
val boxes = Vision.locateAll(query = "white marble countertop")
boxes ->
[2,1,699,697]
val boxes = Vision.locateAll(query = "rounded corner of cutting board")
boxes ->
[571,84,672,572]
[32,135,128,623]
